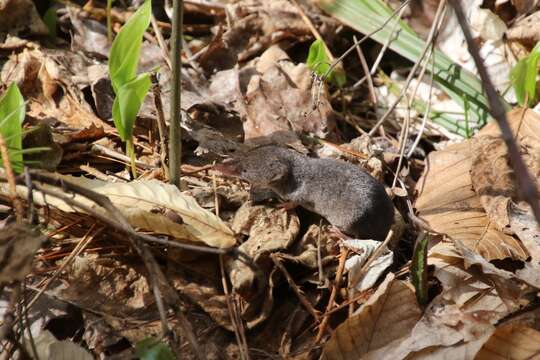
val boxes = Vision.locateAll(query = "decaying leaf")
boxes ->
[0,0,48,36]
[415,141,528,261]
[475,322,540,360]
[227,201,300,327]
[509,202,540,288]
[198,0,311,72]
[0,222,45,283]
[243,46,338,147]
[1,176,235,248]
[344,239,393,292]
[322,274,422,360]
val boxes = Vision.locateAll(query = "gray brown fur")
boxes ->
[225,145,394,241]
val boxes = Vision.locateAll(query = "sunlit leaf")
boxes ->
[0,83,25,173]
[307,39,346,87]
[112,73,151,141]
[511,41,540,106]
[108,0,152,93]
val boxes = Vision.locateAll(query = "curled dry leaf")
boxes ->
[475,322,540,360]
[2,176,235,248]
[344,239,394,292]
[415,140,528,261]
[322,273,422,360]
[388,294,500,360]
[227,201,300,327]
[428,242,520,312]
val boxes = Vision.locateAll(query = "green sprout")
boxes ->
[511,41,540,107]
[307,39,346,87]
[135,337,174,360]
[0,83,25,173]
[108,0,152,177]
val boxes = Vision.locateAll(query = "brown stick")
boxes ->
[447,0,540,224]
[0,134,24,222]
[316,246,349,342]
[271,253,321,323]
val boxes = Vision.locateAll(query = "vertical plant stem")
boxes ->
[106,0,113,42]
[126,139,137,178]
[169,0,183,187]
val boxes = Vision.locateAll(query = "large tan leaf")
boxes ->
[322,273,422,360]
[469,108,540,232]
[415,141,528,261]
[475,323,540,360]
[3,176,235,248]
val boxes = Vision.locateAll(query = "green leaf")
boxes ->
[411,232,429,307]
[317,0,503,135]
[306,39,346,87]
[108,0,152,93]
[0,83,25,173]
[135,338,174,360]
[511,41,540,106]
[112,73,151,141]
[43,7,58,39]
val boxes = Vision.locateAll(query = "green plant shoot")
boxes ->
[43,6,58,39]
[109,0,152,177]
[0,83,25,173]
[135,337,175,360]
[307,39,346,87]
[511,41,540,107]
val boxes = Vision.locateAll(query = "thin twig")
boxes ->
[271,254,321,323]
[25,224,100,313]
[349,230,394,288]
[0,134,24,222]
[448,0,540,224]
[368,0,444,136]
[7,172,205,358]
[321,0,411,83]
[169,0,184,187]
[316,246,348,343]
[151,74,170,179]
[150,14,172,70]
[353,35,377,106]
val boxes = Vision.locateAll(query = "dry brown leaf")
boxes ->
[0,223,45,283]
[0,0,48,36]
[475,322,540,359]
[227,201,300,327]
[509,202,540,288]
[198,0,311,72]
[389,295,498,360]
[470,109,540,232]
[243,46,337,148]
[506,11,540,47]
[2,177,236,248]
[415,141,528,261]
[322,273,422,360]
